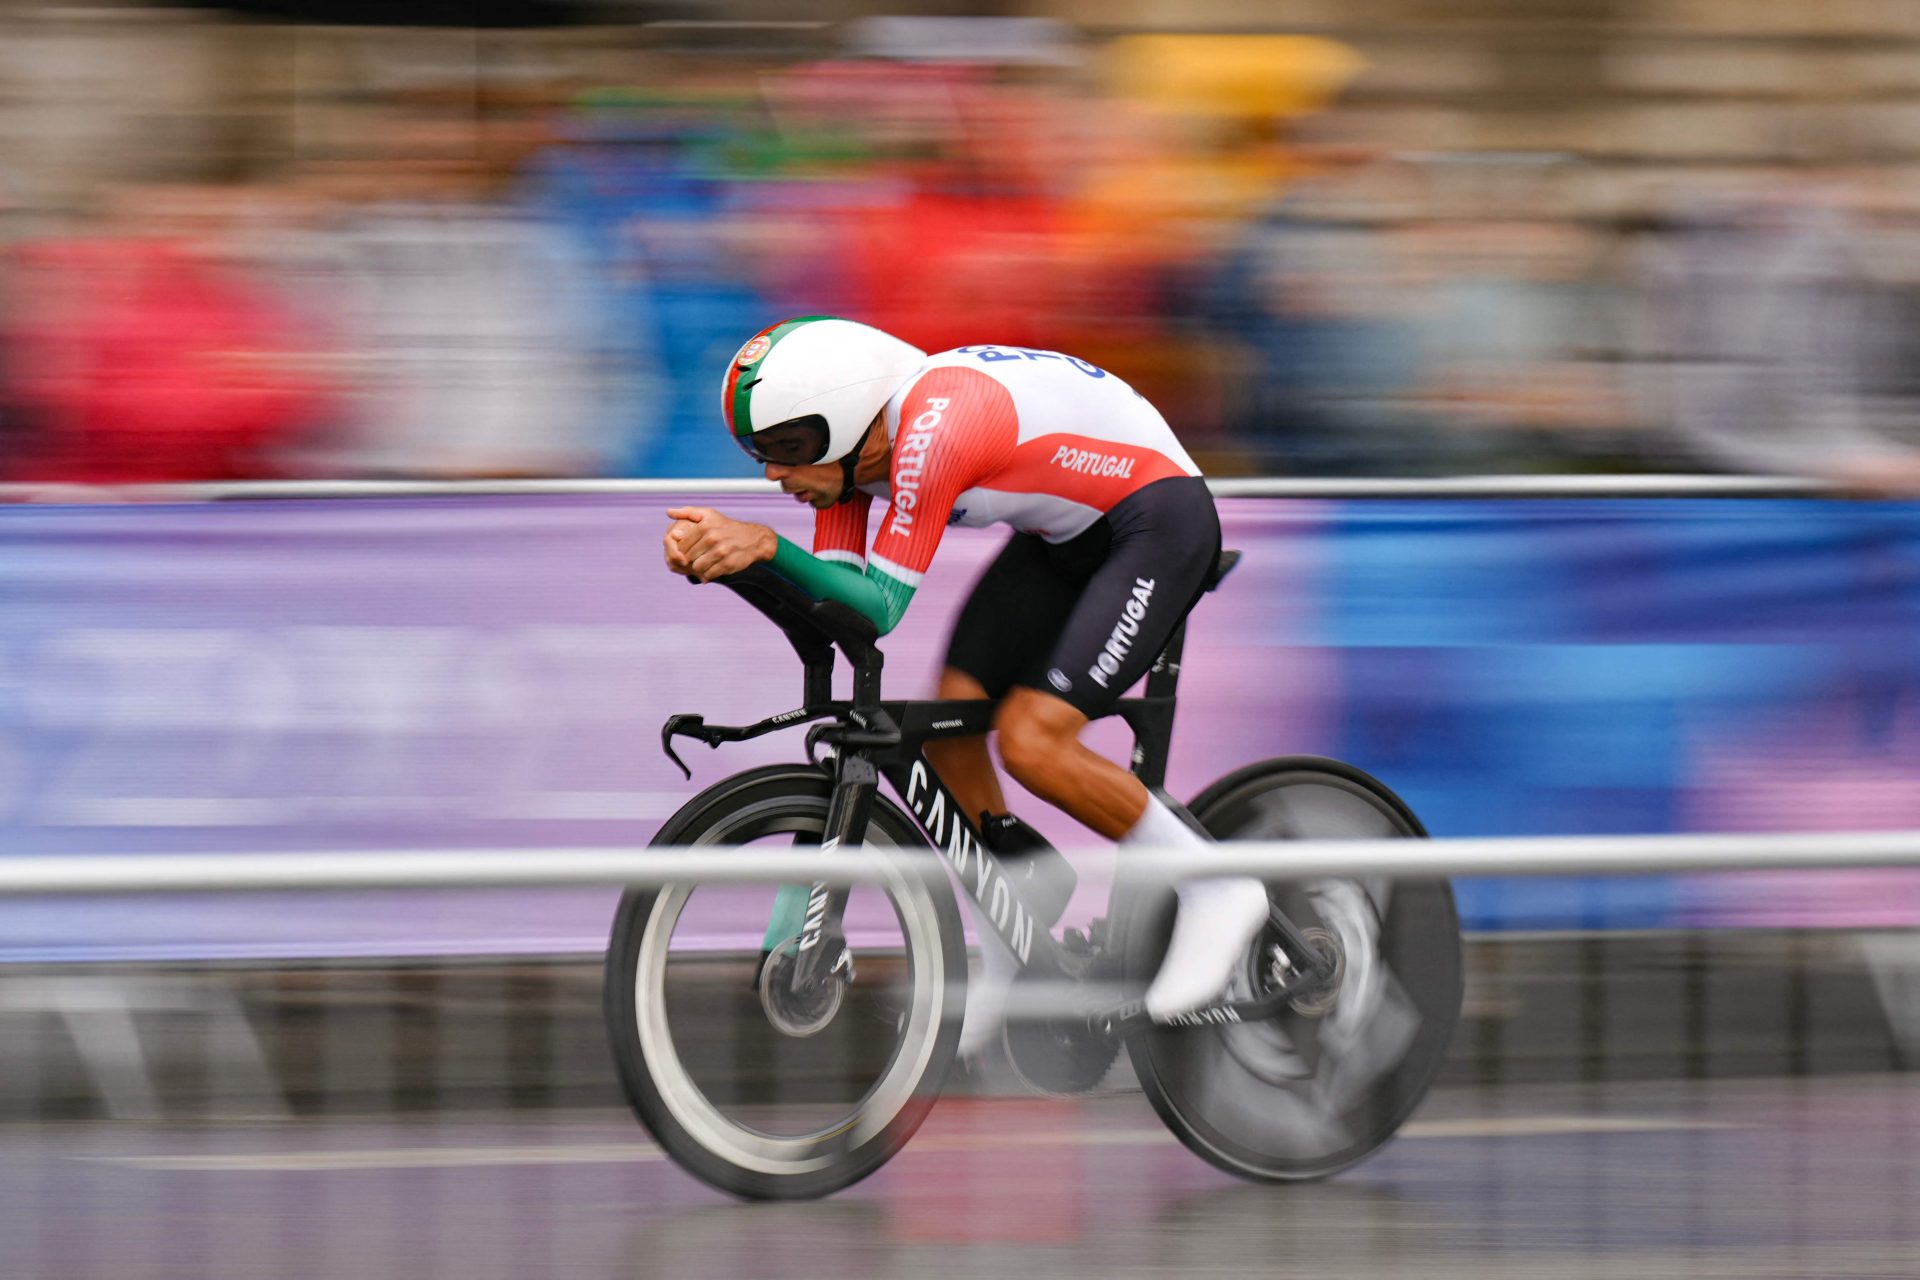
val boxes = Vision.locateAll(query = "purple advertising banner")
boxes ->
[3,493,1918,959]
[0,494,1329,959]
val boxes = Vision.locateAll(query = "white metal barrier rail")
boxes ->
[3,829,1920,896]
[0,475,1824,503]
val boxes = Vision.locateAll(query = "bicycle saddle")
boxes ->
[1204,549,1243,593]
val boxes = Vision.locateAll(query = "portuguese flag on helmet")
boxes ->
[722,316,927,467]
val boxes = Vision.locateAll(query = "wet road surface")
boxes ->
[4,1075,1916,1279]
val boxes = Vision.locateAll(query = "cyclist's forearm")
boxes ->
[769,537,914,633]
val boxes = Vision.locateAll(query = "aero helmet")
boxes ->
[721,316,926,468]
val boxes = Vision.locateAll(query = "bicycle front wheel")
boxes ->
[604,765,964,1200]
[1124,758,1462,1183]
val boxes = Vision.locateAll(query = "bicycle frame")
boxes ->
[662,560,1332,1033]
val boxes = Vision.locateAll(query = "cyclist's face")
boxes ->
[762,412,883,508]
[764,460,845,509]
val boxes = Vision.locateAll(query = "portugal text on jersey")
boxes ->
[811,345,1201,602]
[885,396,952,539]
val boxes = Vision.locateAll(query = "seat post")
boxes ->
[803,655,835,707]
[1143,620,1188,701]
[849,648,885,710]
[1118,622,1188,789]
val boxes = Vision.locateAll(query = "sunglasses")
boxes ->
[734,416,830,467]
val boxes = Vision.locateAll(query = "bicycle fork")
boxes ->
[777,752,880,997]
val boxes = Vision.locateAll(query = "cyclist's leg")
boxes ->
[935,531,1082,826]
[993,688,1142,839]
[923,668,1006,824]
[991,476,1222,828]
[934,533,1085,1055]
[990,477,1263,1018]
[995,688,1268,1018]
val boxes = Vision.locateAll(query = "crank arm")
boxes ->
[1088,974,1327,1039]
[1264,906,1340,985]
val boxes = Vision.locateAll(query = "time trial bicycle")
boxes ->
[604,554,1461,1199]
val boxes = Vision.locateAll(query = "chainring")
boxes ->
[1002,929,1122,1096]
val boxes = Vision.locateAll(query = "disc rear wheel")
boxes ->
[1124,758,1462,1182]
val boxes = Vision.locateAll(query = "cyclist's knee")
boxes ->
[995,720,1052,788]
[993,689,1082,787]
[937,667,991,701]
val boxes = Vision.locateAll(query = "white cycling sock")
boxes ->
[1121,794,1205,851]
[1127,797,1270,1021]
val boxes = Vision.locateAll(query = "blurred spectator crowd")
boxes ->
[6,18,1920,488]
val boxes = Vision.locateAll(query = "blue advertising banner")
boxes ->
[1312,500,1920,931]
[2,494,1917,959]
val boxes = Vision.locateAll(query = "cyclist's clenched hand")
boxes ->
[662,511,703,575]
[664,507,778,582]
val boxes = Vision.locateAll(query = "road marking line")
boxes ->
[86,1144,672,1172]
[1404,1115,1742,1139]
[78,1114,1742,1173]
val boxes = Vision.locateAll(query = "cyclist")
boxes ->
[663,315,1270,1050]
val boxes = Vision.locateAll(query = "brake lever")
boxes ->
[804,722,831,770]
[661,714,705,781]
[665,706,842,780]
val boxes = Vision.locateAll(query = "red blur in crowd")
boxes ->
[2,234,332,484]
[841,187,1066,356]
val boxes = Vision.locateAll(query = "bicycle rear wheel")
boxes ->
[1124,758,1461,1182]
[604,765,964,1200]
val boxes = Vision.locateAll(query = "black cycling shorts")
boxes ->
[944,475,1222,719]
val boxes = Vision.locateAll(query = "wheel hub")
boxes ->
[758,940,846,1037]
[1282,925,1346,1018]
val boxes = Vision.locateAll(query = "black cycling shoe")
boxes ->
[981,812,1077,927]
